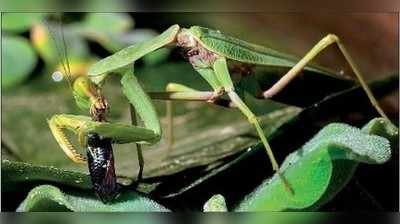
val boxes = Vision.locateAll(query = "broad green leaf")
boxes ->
[2,35,37,90]
[88,24,180,82]
[70,13,135,53]
[235,118,394,211]
[233,213,325,224]
[2,160,91,192]
[83,13,133,34]
[2,13,46,33]
[21,214,167,224]
[17,185,169,212]
[362,117,399,150]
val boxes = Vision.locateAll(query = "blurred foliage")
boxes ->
[2,35,37,89]
[1,0,133,11]
[2,12,166,91]
[9,213,168,224]
[2,13,47,33]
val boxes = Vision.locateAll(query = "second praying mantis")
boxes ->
[48,24,389,198]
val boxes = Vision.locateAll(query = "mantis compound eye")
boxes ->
[176,29,197,48]
[73,77,98,101]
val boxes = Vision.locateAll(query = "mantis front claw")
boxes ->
[48,115,87,164]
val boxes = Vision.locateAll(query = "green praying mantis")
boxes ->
[48,24,389,193]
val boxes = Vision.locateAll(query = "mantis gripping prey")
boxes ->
[48,24,389,200]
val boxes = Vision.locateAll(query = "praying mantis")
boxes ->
[48,24,389,201]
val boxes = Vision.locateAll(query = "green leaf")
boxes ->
[3,160,169,211]
[69,13,135,53]
[31,22,90,67]
[1,160,92,192]
[17,185,169,212]
[2,35,37,90]
[83,13,134,34]
[362,117,399,150]
[235,118,394,211]
[2,13,46,33]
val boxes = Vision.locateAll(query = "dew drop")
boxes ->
[52,71,64,82]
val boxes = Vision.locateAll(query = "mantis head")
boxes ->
[177,27,218,68]
[176,28,198,48]
[72,76,109,121]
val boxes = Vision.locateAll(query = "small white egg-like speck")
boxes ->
[52,71,64,82]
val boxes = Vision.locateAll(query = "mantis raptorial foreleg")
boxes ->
[48,71,162,167]
[48,116,87,164]
[262,34,388,120]
[48,114,158,162]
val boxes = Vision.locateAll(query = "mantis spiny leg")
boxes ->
[262,34,389,120]
[121,71,162,140]
[213,57,293,194]
[48,115,87,164]
[162,82,220,154]
[49,112,159,163]
[129,104,144,183]
[212,57,278,170]
[166,100,174,153]
[119,69,165,181]
[149,83,231,154]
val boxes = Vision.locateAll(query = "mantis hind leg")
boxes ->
[262,34,389,120]
[166,100,174,153]
[162,83,219,155]
[213,57,293,194]
[147,82,232,155]
[129,105,144,183]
